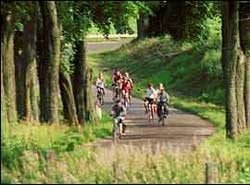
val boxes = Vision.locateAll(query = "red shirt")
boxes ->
[122,81,131,92]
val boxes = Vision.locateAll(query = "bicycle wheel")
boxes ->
[113,124,119,142]
[100,93,104,105]
[148,104,153,121]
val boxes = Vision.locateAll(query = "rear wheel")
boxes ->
[113,123,119,142]
[148,104,154,121]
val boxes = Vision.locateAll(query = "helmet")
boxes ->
[148,83,153,88]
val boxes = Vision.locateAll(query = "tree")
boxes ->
[221,1,250,139]
[239,2,250,129]
[1,2,17,123]
[39,1,61,123]
[14,2,39,122]
[144,1,216,40]
[59,70,79,125]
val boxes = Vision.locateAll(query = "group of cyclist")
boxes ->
[144,82,169,122]
[111,69,133,106]
[95,69,170,138]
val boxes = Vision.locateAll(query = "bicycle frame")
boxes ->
[112,116,125,141]
[158,103,169,126]
[97,88,104,105]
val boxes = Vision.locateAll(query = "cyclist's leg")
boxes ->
[118,117,123,135]
[164,104,169,117]
[144,98,148,113]
[113,117,118,133]
[157,103,161,118]
[153,101,157,114]
[102,87,105,96]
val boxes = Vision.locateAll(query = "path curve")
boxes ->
[87,88,215,153]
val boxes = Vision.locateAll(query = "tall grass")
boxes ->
[1,113,113,182]
[2,130,250,183]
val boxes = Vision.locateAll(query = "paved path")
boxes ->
[86,41,130,54]
[87,88,215,153]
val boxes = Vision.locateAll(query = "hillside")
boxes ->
[89,36,223,105]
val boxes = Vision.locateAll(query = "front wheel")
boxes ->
[113,124,119,142]
[148,104,154,121]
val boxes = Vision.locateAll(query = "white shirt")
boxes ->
[146,87,156,99]
[96,78,105,88]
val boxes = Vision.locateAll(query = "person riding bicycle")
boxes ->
[96,72,106,96]
[124,72,133,89]
[156,83,170,121]
[112,70,122,87]
[121,76,132,107]
[110,99,127,134]
[124,72,133,103]
[144,83,157,114]
[112,70,123,99]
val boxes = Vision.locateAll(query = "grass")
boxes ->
[2,130,250,183]
[85,37,135,43]
[1,113,113,178]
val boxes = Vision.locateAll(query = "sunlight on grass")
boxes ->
[2,130,250,183]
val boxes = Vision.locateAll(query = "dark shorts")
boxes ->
[145,97,154,104]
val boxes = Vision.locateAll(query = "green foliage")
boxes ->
[1,135,27,170]
[60,42,75,75]
[57,1,92,42]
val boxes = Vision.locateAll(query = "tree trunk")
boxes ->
[14,2,40,122]
[137,12,145,40]
[221,1,249,139]
[72,41,87,124]
[14,31,26,119]
[59,71,79,125]
[39,1,61,124]
[245,57,250,128]
[239,2,250,128]
[2,7,17,123]
[37,5,48,123]
[72,40,97,124]
[23,3,39,122]
[85,68,97,123]
[1,28,7,124]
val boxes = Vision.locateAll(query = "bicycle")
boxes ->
[158,103,169,126]
[121,91,130,110]
[96,87,104,106]
[112,116,126,141]
[113,84,121,101]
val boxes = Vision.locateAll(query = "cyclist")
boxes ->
[124,72,133,89]
[156,83,170,121]
[144,83,157,115]
[112,70,123,99]
[124,72,133,104]
[110,99,127,135]
[121,76,132,108]
[96,72,106,96]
